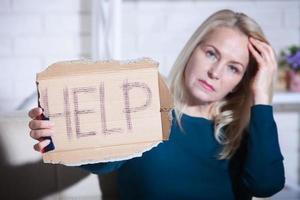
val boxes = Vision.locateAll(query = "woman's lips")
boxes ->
[198,79,215,92]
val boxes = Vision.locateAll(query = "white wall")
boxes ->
[121,0,300,75]
[0,0,299,112]
[0,0,91,112]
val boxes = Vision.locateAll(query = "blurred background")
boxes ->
[0,0,299,199]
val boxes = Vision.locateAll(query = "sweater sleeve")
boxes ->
[242,105,285,197]
[78,160,127,175]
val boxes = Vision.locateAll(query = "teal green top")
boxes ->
[80,105,285,200]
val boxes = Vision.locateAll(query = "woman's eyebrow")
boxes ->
[230,61,245,69]
[206,44,245,69]
[205,44,221,58]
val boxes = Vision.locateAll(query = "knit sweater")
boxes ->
[80,105,285,200]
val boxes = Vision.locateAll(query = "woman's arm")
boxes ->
[78,160,127,174]
[242,105,285,197]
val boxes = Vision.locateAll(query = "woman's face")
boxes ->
[184,27,250,105]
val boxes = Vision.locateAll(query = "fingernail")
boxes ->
[45,139,51,145]
[38,107,43,113]
[41,140,51,153]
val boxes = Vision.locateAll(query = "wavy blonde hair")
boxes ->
[168,9,274,159]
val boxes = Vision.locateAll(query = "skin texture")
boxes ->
[28,26,277,152]
[182,27,277,119]
[183,27,249,118]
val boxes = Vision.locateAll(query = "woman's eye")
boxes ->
[206,50,216,61]
[228,65,239,74]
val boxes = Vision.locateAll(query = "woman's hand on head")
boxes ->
[28,107,54,152]
[248,37,277,105]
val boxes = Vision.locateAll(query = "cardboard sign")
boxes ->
[36,58,172,165]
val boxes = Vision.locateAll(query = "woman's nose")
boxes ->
[208,64,222,80]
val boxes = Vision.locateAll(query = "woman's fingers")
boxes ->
[28,107,54,153]
[248,37,277,103]
[28,119,54,130]
[249,38,268,60]
[248,40,264,64]
[249,37,274,63]
[251,37,275,55]
[28,107,43,119]
[30,129,54,140]
[249,37,277,71]
[33,139,51,152]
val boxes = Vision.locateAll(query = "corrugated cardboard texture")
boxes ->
[36,58,172,165]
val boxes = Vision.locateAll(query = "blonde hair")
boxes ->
[168,9,274,159]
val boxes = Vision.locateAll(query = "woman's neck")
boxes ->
[181,102,214,120]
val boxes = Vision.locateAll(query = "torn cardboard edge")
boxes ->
[37,57,160,80]
[45,141,162,166]
[37,57,173,166]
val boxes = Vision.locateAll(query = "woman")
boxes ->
[28,9,285,199]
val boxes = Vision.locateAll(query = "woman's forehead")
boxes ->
[201,27,250,66]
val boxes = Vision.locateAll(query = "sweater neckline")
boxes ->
[172,109,214,124]
[182,112,213,123]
